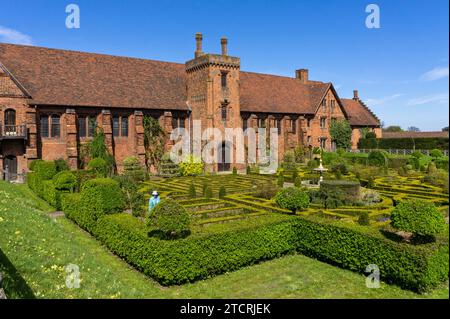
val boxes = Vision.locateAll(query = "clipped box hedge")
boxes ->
[358,137,449,150]
[61,187,448,291]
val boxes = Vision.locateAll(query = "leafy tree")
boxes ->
[274,187,310,213]
[143,116,166,172]
[147,198,190,238]
[329,119,352,149]
[407,126,420,132]
[88,158,109,178]
[114,175,145,217]
[383,126,403,132]
[442,126,449,132]
[79,128,115,174]
[391,199,445,239]
[430,149,443,159]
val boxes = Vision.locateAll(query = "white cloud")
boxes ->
[0,25,33,45]
[364,94,403,106]
[406,93,449,106]
[420,67,449,81]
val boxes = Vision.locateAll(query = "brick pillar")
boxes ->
[101,109,113,154]
[134,110,146,167]
[65,108,78,169]
[25,105,38,169]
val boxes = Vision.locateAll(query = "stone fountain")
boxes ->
[313,157,328,184]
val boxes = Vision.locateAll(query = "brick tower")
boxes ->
[185,33,241,172]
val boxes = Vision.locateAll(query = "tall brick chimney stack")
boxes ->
[353,89,359,100]
[195,33,203,58]
[295,69,309,84]
[221,37,228,56]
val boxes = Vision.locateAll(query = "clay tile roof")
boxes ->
[340,98,380,126]
[382,131,449,139]
[0,43,188,110]
[240,71,330,114]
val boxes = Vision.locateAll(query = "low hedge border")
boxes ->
[61,189,448,291]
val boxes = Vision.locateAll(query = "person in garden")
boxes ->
[148,190,160,215]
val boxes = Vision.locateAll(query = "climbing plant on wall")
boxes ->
[143,115,166,171]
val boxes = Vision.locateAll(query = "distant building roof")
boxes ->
[382,131,449,139]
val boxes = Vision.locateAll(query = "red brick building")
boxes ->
[0,34,381,179]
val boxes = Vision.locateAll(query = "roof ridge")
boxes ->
[0,42,186,67]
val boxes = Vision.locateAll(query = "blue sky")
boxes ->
[0,0,448,131]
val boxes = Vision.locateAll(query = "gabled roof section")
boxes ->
[240,71,330,114]
[340,98,380,127]
[0,43,188,110]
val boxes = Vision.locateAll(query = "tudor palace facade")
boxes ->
[0,34,381,180]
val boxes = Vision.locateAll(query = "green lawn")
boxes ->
[0,181,448,299]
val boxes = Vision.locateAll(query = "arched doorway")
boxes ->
[217,142,231,172]
[3,155,17,181]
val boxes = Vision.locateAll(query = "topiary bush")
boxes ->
[274,187,310,213]
[54,158,69,172]
[78,178,125,232]
[294,176,302,187]
[368,150,388,167]
[277,173,284,187]
[391,199,446,240]
[430,149,443,159]
[253,180,278,199]
[205,186,213,199]
[52,170,77,191]
[219,185,227,199]
[87,157,108,178]
[147,198,190,238]
[122,156,145,181]
[34,160,57,180]
[232,167,237,175]
[29,159,44,171]
[357,212,371,226]
[179,155,204,176]
[188,182,196,198]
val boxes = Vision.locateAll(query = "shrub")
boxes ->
[42,180,62,209]
[292,169,298,181]
[367,176,375,189]
[358,212,370,226]
[188,182,196,198]
[73,169,96,192]
[114,175,146,217]
[253,181,278,199]
[365,132,377,139]
[246,166,251,174]
[29,159,44,171]
[307,159,319,169]
[93,213,448,291]
[358,137,449,150]
[391,200,446,238]
[232,167,238,175]
[219,185,227,199]
[329,119,352,149]
[274,187,310,213]
[277,174,284,187]
[294,176,302,187]
[427,161,437,174]
[88,158,108,178]
[179,155,204,176]
[78,178,125,231]
[320,180,360,202]
[205,186,213,199]
[430,149,443,158]
[54,158,69,172]
[52,171,77,191]
[368,151,388,167]
[123,156,145,181]
[34,160,57,180]
[294,146,305,163]
[147,198,190,238]
[412,151,424,159]
[331,162,348,176]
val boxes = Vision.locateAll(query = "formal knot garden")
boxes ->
[23,148,449,293]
